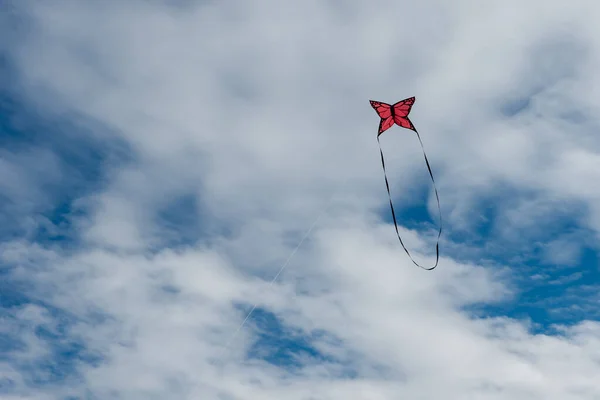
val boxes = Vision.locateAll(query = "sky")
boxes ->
[1,0,600,398]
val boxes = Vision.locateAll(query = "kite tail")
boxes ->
[377,128,442,270]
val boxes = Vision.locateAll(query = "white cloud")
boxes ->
[3,0,600,398]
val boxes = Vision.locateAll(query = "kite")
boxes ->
[369,97,442,270]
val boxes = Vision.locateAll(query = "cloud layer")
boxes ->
[2,0,600,399]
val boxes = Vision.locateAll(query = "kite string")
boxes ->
[377,126,442,270]
[221,177,349,352]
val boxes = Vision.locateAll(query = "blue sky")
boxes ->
[2,0,600,399]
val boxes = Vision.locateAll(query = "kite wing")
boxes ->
[369,100,395,135]
[392,97,416,131]
[392,97,415,117]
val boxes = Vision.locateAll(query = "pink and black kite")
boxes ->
[370,97,442,270]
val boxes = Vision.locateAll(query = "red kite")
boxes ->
[370,97,442,270]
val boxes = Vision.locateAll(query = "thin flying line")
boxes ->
[222,178,348,351]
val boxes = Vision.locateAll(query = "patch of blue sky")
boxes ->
[0,68,133,249]
[237,305,392,379]
[455,192,596,331]
[150,192,233,252]
[0,300,104,394]
[378,169,599,333]
[0,64,118,392]
[235,305,334,371]
[500,96,532,118]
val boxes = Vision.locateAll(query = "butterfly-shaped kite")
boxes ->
[369,97,442,270]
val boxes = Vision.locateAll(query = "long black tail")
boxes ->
[377,128,442,270]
